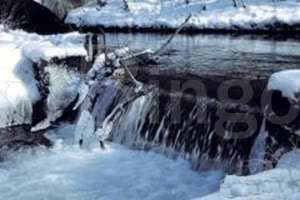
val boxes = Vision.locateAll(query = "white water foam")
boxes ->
[0,125,224,200]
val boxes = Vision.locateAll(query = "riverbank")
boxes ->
[66,0,300,34]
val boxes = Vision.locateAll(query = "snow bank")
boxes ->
[0,28,86,63]
[23,33,87,62]
[23,42,86,63]
[268,70,300,101]
[197,149,300,200]
[66,0,300,32]
[0,28,86,128]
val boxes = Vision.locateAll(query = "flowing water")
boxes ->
[0,136,223,200]
[1,34,300,200]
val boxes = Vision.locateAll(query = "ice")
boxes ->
[268,70,300,101]
[32,66,84,132]
[66,0,300,31]
[46,66,83,122]
[0,37,36,128]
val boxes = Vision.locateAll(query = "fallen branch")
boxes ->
[119,60,144,93]
[154,15,192,55]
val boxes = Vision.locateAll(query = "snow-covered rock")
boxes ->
[23,41,86,63]
[197,149,300,200]
[66,0,300,32]
[0,37,37,128]
[0,28,87,129]
[22,33,87,62]
[268,70,300,101]
[86,47,130,81]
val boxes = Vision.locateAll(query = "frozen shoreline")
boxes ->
[66,0,300,33]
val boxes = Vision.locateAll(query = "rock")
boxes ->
[268,70,300,103]
[0,0,71,34]
[0,125,51,152]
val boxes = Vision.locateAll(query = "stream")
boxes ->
[1,33,300,200]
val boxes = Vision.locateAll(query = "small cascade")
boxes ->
[85,77,266,174]
[80,58,300,175]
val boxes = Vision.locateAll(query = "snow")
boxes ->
[23,33,87,63]
[196,149,300,200]
[267,70,300,101]
[0,28,86,63]
[0,125,224,200]
[0,28,87,128]
[23,42,86,63]
[0,35,37,128]
[87,47,130,81]
[66,0,300,31]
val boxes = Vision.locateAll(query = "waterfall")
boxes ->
[85,78,266,174]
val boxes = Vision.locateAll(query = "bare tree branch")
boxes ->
[154,15,192,55]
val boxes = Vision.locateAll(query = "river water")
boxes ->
[0,125,224,200]
[106,33,300,78]
[1,33,300,200]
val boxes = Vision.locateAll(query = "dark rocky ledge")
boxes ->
[0,0,71,34]
[0,126,51,154]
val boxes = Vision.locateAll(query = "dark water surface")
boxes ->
[106,33,300,79]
